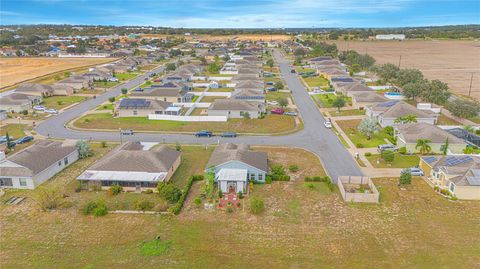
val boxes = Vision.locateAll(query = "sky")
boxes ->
[1,0,479,28]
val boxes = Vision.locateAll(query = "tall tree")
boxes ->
[394,114,418,124]
[416,139,432,154]
[332,96,346,112]
[422,80,451,105]
[357,118,379,140]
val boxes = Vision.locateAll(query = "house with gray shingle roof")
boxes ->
[396,123,467,154]
[208,99,265,119]
[206,143,268,194]
[0,140,79,189]
[350,91,389,109]
[77,142,181,192]
[366,101,438,127]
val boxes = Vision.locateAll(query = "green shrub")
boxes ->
[100,141,107,148]
[356,143,364,148]
[238,191,243,199]
[136,199,154,211]
[304,176,312,182]
[288,164,299,172]
[169,175,203,215]
[218,188,223,198]
[364,152,372,157]
[226,205,234,213]
[398,147,407,154]
[143,189,154,194]
[81,201,98,215]
[108,184,123,196]
[140,239,171,256]
[265,175,272,184]
[36,187,63,211]
[306,183,315,190]
[108,97,115,103]
[158,183,181,203]
[249,196,265,214]
[381,150,395,162]
[93,204,108,217]
[21,109,28,115]
[194,197,202,208]
[399,170,412,185]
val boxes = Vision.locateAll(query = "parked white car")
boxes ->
[324,121,332,128]
[33,105,46,111]
[267,101,279,106]
[44,109,58,114]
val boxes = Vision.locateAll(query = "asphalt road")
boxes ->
[35,50,362,181]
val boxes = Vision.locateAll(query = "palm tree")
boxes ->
[416,139,432,154]
[394,114,417,124]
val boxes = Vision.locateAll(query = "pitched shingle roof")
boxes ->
[397,123,465,144]
[207,143,268,172]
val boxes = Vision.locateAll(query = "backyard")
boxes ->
[199,96,227,103]
[115,72,141,81]
[73,113,298,134]
[93,81,120,88]
[42,96,87,110]
[303,76,329,88]
[312,93,351,108]
[2,170,479,268]
[336,119,392,148]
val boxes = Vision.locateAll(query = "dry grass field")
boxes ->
[141,33,292,42]
[0,57,117,89]
[334,40,480,100]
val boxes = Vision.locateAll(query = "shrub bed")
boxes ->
[169,175,204,215]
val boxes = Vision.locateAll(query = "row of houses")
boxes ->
[0,141,268,196]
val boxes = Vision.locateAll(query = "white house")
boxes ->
[366,101,438,127]
[206,143,268,194]
[0,140,79,189]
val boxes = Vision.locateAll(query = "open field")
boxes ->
[333,40,480,100]
[73,113,298,134]
[0,57,117,89]
[141,33,293,42]
[2,163,479,268]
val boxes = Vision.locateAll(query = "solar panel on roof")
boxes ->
[422,156,437,164]
[445,156,473,166]
[466,176,480,186]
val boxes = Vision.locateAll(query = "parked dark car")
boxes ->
[6,141,16,148]
[221,132,237,138]
[290,69,296,73]
[16,136,34,144]
[271,108,285,115]
[121,129,134,135]
[195,130,213,137]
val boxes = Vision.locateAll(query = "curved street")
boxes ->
[35,49,363,181]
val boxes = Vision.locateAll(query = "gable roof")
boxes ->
[351,91,389,103]
[207,143,268,172]
[1,140,77,177]
[371,101,435,119]
[397,123,466,144]
[209,99,261,111]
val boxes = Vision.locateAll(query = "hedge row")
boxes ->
[271,175,290,181]
[304,176,331,182]
[169,175,204,215]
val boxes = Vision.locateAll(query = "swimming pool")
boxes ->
[384,92,404,99]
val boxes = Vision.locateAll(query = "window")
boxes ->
[449,183,455,193]
[19,178,27,187]
[133,110,138,115]
[0,178,13,187]
[64,157,69,165]
[258,174,263,181]
[58,161,62,166]
[249,173,256,180]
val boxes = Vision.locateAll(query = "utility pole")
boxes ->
[398,55,402,68]
[468,72,474,97]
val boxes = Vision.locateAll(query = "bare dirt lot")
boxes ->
[0,57,117,89]
[141,33,293,42]
[334,40,480,100]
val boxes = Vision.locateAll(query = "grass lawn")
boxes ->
[0,124,27,138]
[366,153,420,168]
[202,72,232,77]
[1,160,480,269]
[96,103,114,111]
[93,81,120,88]
[437,113,462,125]
[331,125,350,148]
[74,113,297,134]
[208,87,233,92]
[266,90,290,101]
[199,96,227,103]
[469,116,480,124]
[168,145,214,188]
[303,76,329,88]
[331,109,365,117]
[312,93,351,108]
[188,108,207,116]
[115,72,141,81]
[263,66,279,73]
[42,96,87,110]
[192,87,207,92]
[336,119,392,148]
[295,67,316,73]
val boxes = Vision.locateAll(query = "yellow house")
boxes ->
[420,155,480,200]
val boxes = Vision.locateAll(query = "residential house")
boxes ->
[0,140,79,189]
[16,83,74,96]
[0,110,7,121]
[56,75,91,90]
[366,101,438,127]
[0,93,42,112]
[116,98,178,117]
[350,91,389,109]
[77,142,181,191]
[130,86,194,103]
[232,89,265,102]
[206,143,268,194]
[396,123,467,154]
[419,155,480,200]
[337,82,373,96]
[208,99,265,119]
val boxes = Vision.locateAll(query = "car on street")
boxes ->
[324,121,332,128]
[378,144,398,152]
[195,130,213,137]
[402,167,425,176]
[290,69,296,73]
[221,132,237,138]
[267,100,279,106]
[44,109,58,114]
[271,108,285,115]
[16,136,34,144]
[121,129,134,135]
[266,87,277,91]
[0,135,14,144]
[284,111,298,116]
[33,105,46,111]
[4,141,16,148]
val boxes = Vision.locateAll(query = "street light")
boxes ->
[119,128,123,144]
